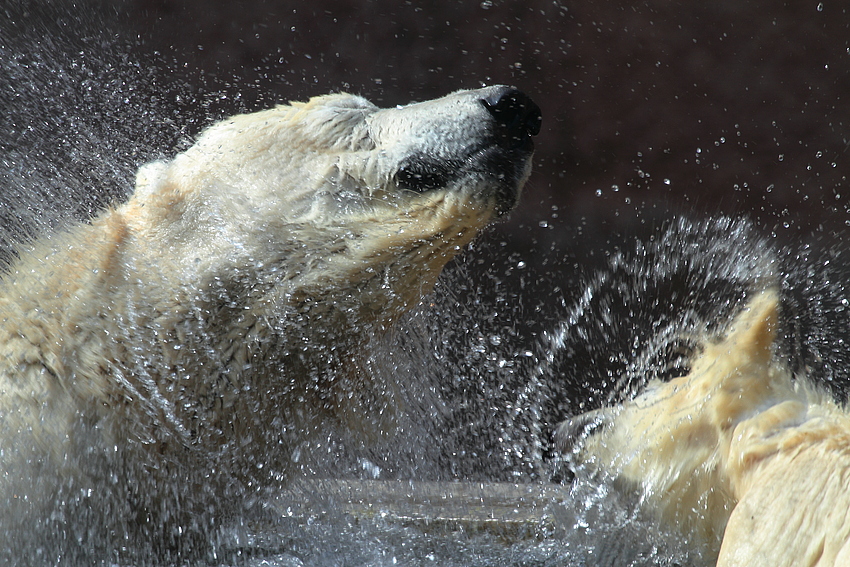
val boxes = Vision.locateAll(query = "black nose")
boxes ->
[480,87,542,149]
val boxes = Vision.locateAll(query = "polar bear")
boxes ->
[0,86,541,564]
[558,289,850,566]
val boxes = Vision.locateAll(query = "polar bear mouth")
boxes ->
[394,144,534,216]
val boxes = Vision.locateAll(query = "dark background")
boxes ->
[3,1,850,479]
[6,0,850,256]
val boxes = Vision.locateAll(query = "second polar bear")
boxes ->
[0,86,541,563]
[559,289,850,566]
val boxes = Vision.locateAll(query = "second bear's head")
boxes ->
[131,86,541,326]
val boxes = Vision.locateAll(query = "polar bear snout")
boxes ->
[375,86,540,215]
[472,86,541,214]
[480,87,542,152]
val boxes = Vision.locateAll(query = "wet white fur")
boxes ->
[561,290,850,566]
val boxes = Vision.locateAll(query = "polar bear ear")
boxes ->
[724,288,780,363]
[288,93,377,151]
[134,160,169,198]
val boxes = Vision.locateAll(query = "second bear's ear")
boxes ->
[725,289,780,364]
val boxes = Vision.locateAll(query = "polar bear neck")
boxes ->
[0,169,492,470]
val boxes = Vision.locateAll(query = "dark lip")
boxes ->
[394,140,533,215]
[463,138,534,173]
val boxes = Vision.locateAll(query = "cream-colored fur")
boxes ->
[0,87,537,563]
[559,290,850,566]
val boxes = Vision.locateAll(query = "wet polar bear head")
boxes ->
[558,290,850,565]
[0,86,540,563]
[133,86,539,326]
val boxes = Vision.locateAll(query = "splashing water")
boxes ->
[4,8,850,567]
[210,215,849,567]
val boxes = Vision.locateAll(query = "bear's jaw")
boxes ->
[391,144,534,218]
